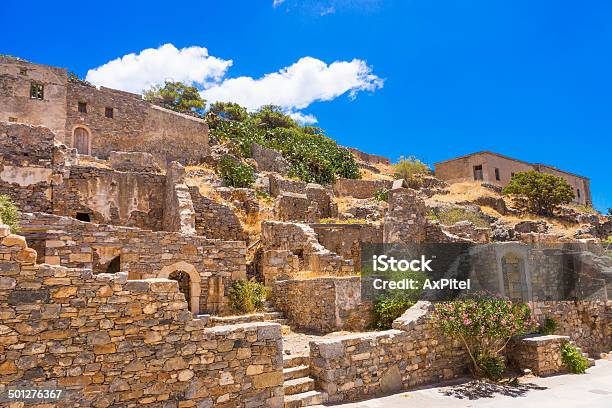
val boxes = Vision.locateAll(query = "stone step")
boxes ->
[283,365,310,381]
[274,318,290,325]
[264,312,284,320]
[283,355,309,369]
[283,377,315,395]
[284,390,328,408]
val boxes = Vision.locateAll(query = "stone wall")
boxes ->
[65,82,209,163]
[19,212,246,314]
[0,225,283,407]
[260,221,353,281]
[311,223,382,271]
[507,334,570,376]
[333,178,392,199]
[53,165,166,231]
[189,186,246,241]
[383,188,428,244]
[309,302,468,403]
[163,162,196,235]
[273,277,372,333]
[0,122,67,213]
[345,147,390,165]
[269,175,307,197]
[109,151,162,173]
[0,57,68,140]
[532,301,612,356]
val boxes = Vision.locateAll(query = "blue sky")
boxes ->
[2,0,611,211]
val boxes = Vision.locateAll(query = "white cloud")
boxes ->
[288,111,318,125]
[86,44,383,124]
[320,6,336,16]
[202,56,383,111]
[273,0,285,7]
[85,44,232,94]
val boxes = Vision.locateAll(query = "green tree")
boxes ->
[252,105,297,129]
[208,101,249,122]
[393,156,430,188]
[144,81,206,117]
[0,195,20,233]
[503,171,575,216]
[607,208,612,216]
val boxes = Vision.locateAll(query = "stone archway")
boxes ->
[159,261,201,314]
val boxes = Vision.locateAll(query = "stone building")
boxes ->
[0,56,209,163]
[434,151,592,206]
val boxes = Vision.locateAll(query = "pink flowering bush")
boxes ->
[432,293,536,379]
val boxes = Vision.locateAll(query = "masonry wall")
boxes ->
[0,122,76,213]
[273,277,372,333]
[312,223,382,271]
[65,82,210,163]
[53,165,166,231]
[0,225,283,407]
[309,302,468,403]
[19,212,247,313]
[189,186,246,241]
[332,178,392,199]
[0,57,67,140]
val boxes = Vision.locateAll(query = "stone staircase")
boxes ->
[282,355,328,408]
[202,302,291,334]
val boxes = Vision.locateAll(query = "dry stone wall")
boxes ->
[333,178,392,199]
[19,212,246,313]
[273,277,372,333]
[53,165,166,231]
[507,334,570,376]
[309,302,468,403]
[383,188,428,244]
[189,186,246,241]
[0,224,284,407]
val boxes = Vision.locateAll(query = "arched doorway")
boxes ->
[159,261,201,314]
[73,127,91,155]
[169,271,192,311]
[501,253,527,301]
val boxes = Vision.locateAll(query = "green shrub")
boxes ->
[432,294,535,379]
[319,218,367,224]
[503,171,574,216]
[372,297,415,330]
[427,207,490,228]
[477,354,505,381]
[393,156,430,188]
[218,156,255,188]
[206,104,361,184]
[539,317,558,335]
[0,195,19,233]
[228,279,269,314]
[561,342,589,374]
[373,188,389,202]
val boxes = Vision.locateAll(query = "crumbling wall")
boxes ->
[19,212,246,313]
[251,143,289,174]
[260,221,353,281]
[0,224,283,407]
[0,57,68,140]
[273,276,372,333]
[53,165,166,231]
[0,122,74,213]
[333,178,392,199]
[163,162,196,234]
[383,188,428,244]
[189,186,246,241]
[507,334,572,376]
[311,223,382,271]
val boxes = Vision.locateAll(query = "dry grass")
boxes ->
[430,181,499,203]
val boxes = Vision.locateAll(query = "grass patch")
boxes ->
[319,218,368,224]
[427,207,490,228]
[561,342,589,374]
[228,279,269,314]
[0,195,20,233]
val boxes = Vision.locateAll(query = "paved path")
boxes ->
[326,360,612,408]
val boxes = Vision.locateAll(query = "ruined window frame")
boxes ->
[78,102,87,113]
[29,82,44,100]
[495,168,500,181]
[105,107,114,118]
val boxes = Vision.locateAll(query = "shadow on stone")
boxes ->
[440,380,548,400]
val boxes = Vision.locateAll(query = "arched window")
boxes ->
[501,253,527,301]
[169,271,192,311]
[73,127,91,155]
